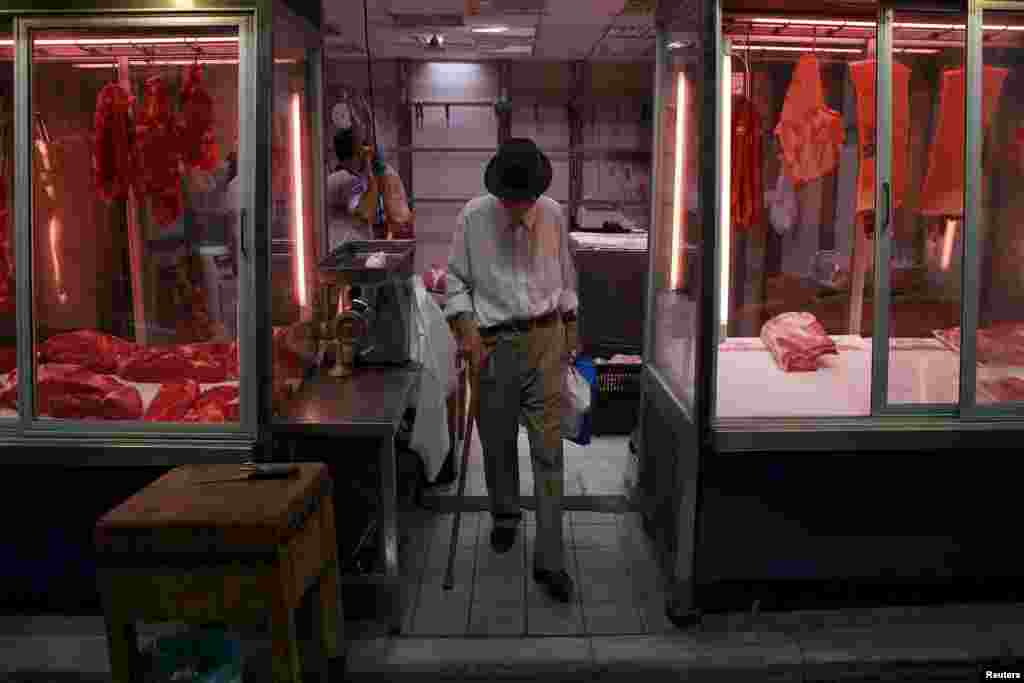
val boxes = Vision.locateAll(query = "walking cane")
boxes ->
[443,349,477,591]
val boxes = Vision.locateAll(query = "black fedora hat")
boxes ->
[484,138,552,201]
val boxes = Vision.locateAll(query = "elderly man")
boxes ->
[445,138,579,603]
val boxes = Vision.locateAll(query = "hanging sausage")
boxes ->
[730,95,764,234]
[180,62,219,172]
[92,81,136,202]
[135,75,184,227]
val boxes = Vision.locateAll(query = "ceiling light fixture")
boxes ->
[471,26,509,33]
[733,44,862,53]
[34,36,238,46]
[746,17,1024,31]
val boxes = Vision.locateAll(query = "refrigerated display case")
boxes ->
[0,0,325,463]
[642,0,1024,621]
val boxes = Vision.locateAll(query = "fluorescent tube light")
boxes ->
[671,70,686,290]
[73,59,293,67]
[732,44,862,53]
[291,92,308,309]
[744,17,1024,32]
[941,218,957,271]
[471,26,509,33]
[34,36,238,46]
[719,49,731,338]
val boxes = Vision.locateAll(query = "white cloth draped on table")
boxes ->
[407,275,457,483]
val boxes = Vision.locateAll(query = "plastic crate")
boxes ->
[143,626,242,683]
[591,361,642,436]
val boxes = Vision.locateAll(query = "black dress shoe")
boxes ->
[533,568,574,603]
[490,526,518,554]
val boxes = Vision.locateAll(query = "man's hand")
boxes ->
[453,314,484,377]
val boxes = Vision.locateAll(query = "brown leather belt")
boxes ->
[480,310,560,337]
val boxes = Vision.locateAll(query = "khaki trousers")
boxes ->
[477,318,566,573]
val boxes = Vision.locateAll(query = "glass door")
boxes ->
[963,3,1024,415]
[871,5,968,414]
[15,13,254,434]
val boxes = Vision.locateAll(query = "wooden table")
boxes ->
[94,463,342,683]
[271,365,419,634]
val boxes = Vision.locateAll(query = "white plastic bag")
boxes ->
[561,364,592,442]
[767,170,799,236]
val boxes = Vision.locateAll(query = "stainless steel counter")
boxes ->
[271,364,420,634]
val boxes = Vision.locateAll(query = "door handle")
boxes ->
[239,208,248,259]
[880,181,892,236]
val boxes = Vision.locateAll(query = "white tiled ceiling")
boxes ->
[323,0,655,61]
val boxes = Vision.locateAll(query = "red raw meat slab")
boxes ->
[183,385,240,423]
[102,385,144,420]
[145,380,201,422]
[4,363,144,420]
[40,330,139,374]
[761,312,838,372]
[0,347,16,374]
[118,346,227,384]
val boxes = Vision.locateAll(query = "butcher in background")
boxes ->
[326,126,411,249]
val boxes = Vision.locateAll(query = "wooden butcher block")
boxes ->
[95,462,333,555]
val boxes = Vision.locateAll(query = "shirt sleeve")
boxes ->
[445,207,475,321]
[557,205,579,315]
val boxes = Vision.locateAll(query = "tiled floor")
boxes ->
[382,506,672,638]
[428,428,634,499]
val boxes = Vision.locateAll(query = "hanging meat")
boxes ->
[919,66,1009,219]
[145,379,201,422]
[180,63,220,172]
[730,96,764,234]
[774,54,845,186]
[135,76,184,227]
[850,60,911,239]
[92,81,136,202]
[761,312,839,372]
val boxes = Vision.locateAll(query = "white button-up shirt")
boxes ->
[445,194,579,329]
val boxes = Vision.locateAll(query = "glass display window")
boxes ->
[972,9,1024,410]
[269,4,322,421]
[694,5,1024,427]
[24,20,246,426]
[1,25,14,422]
[649,28,704,409]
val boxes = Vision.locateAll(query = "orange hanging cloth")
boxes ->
[918,66,1009,218]
[849,60,911,238]
[730,95,764,234]
[774,54,845,186]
